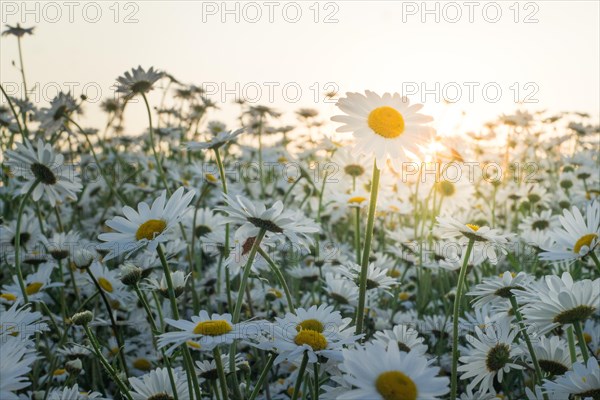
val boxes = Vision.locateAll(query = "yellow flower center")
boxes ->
[573,233,598,254]
[398,292,410,301]
[26,282,43,295]
[98,277,114,293]
[205,173,218,183]
[268,288,283,298]
[296,319,325,333]
[1,293,17,302]
[348,196,367,204]
[133,358,152,371]
[53,368,67,376]
[193,320,232,336]
[583,332,592,344]
[294,330,328,350]
[466,224,480,232]
[436,181,456,197]
[368,106,405,139]
[186,340,202,349]
[135,219,167,241]
[375,370,418,400]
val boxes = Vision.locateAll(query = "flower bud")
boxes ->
[73,248,94,269]
[71,310,93,326]
[120,262,142,286]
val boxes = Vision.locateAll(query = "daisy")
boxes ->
[145,270,189,299]
[331,91,434,167]
[458,317,524,395]
[543,357,600,399]
[157,311,257,355]
[540,200,600,261]
[2,23,34,37]
[529,335,575,376]
[468,271,533,308]
[340,262,397,292]
[195,354,246,382]
[46,384,104,399]
[338,340,449,399]
[513,272,599,333]
[186,128,244,150]
[97,187,195,260]
[217,194,319,250]
[129,367,189,400]
[518,210,559,235]
[116,66,163,99]
[2,265,62,304]
[0,341,37,400]
[372,324,429,356]
[36,92,78,135]
[253,305,358,364]
[5,140,82,206]
[324,273,359,306]
[0,302,48,341]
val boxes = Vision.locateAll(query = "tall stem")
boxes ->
[589,251,600,273]
[355,161,381,334]
[291,352,309,400]
[450,238,474,400]
[573,321,590,362]
[213,347,229,400]
[141,93,171,195]
[257,247,296,313]
[509,296,544,386]
[156,245,202,400]
[14,180,40,303]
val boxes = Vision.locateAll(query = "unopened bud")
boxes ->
[71,310,93,326]
[120,262,142,286]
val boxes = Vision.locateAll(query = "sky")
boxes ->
[1,0,599,136]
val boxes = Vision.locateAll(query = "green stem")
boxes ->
[156,245,202,400]
[141,93,171,195]
[213,347,229,400]
[355,161,381,335]
[248,353,274,400]
[0,83,26,143]
[85,269,130,378]
[589,251,600,273]
[450,238,475,400]
[313,362,320,400]
[14,180,40,304]
[509,296,544,386]
[291,352,309,400]
[573,321,590,362]
[566,325,578,363]
[82,325,133,400]
[229,228,266,400]
[257,247,295,313]
[354,207,361,263]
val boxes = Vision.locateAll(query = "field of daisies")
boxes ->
[1,24,600,400]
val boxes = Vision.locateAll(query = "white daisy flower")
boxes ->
[338,340,449,399]
[540,200,600,261]
[157,311,258,355]
[529,335,576,376]
[116,66,163,99]
[36,92,78,135]
[128,367,189,400]
[252,305,358,364]
[372,324,429,356]
[97,187,195,260]
[0,302,48,341]
[324,273,359,307]
[542,357,600,399]
[513,272,600,333]
[331,91,434,168]
[0,341,37,400]
[5,140,82,206]
[468,271,533,308]
[217,194,319,250]
[458,317,524,395]
[186,128,244,150]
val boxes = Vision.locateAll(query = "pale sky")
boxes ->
[1,1,599,135]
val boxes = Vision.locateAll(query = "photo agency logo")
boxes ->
[400,1,540,23]
[1,1,140,24]
[199,1,340,23]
